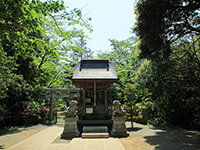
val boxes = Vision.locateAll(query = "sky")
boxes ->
[66,0,136,54]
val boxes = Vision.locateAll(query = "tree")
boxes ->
[123,83,138,128]
[134,0,200,61]
[72,36,94,60]
[133,0,200,130]
[135,36,200,129]
[97,36,141,101]
[0,0,93,127]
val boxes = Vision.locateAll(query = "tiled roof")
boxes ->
[72,59,118,80]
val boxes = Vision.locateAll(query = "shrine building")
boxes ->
[72,59,118,131]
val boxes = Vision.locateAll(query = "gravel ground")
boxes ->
[0,122,199,150]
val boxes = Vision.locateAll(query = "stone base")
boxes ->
[111,132,129,137]
[61,116,79,138]
[111,116,129,137]
[82,132,109,138]
[81,126,109,138]
[61,133,79,139]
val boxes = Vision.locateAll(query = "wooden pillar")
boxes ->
[105,90,108,114]
[78,88,81,115]
[83,90,86,115]
[48,92,54,124]
[94,82,96,106]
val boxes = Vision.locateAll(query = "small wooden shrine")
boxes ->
[71,59,118,131]
[60,59,129,138]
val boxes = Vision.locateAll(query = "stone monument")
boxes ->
[111,100,129,137]
[61,100,79,138]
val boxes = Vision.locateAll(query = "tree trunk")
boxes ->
[131,107,134,128]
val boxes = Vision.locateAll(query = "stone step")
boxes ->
[82,132,109,138]
[82,126,109,138]
[82,126,108,132]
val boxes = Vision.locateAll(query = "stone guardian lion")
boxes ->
[113,100,126,116]
[64,100,78,117]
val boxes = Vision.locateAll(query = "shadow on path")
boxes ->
[144,127,200,150]
[52,135,72,144]
[0,124,48,136]
[120,122,200,150]
[127,127,142,132]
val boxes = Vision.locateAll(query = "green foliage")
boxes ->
[0,48,21,98]
[0,126,21,135]
[0,0,65,58]
[123,83,138,128]
[97,36,142,101]
[133,0,200,131]
[124,83,137,104]
[135,39,200,130]
[21,101,42,125]
[134,0,200,61]
[0,0,93,128]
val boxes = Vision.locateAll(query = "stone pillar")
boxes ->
[61,116,79,138]
[48,92,54,124]
[111,100,129,137]
[111,116,129,137]
[61,100,79,138]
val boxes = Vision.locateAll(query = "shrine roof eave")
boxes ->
[71,78,118,89]
[71,78,119,83]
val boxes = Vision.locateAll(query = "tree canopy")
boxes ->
[97,36,142,101]
[1,0,200,132]
[134,0,200,60]
[0,0,93,128]
[133,0,200,130]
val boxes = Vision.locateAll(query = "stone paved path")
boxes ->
[3,125,125,150]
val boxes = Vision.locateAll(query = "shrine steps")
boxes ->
[81,126,109,138]
[77,119,113,134]
[82,132,109,138]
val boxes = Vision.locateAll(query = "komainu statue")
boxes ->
[64,100,78,117]
[113,100,126,116]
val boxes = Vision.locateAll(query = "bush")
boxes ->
[21,101,42,125]
[21,101,58,125]
[126,102,167,126]
[126,103,146,124]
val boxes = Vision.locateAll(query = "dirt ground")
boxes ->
[0,124,48,149]
[120,122,200,150]
[0,122,200,150]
